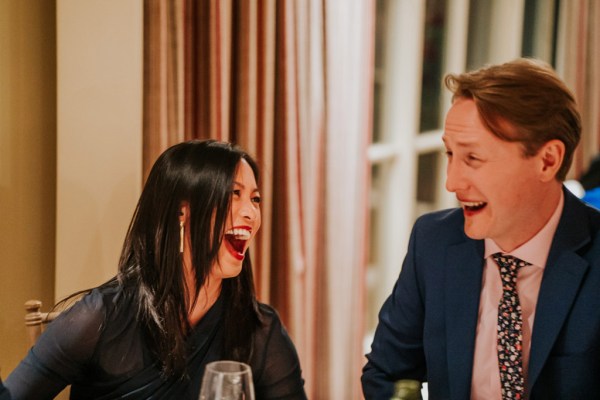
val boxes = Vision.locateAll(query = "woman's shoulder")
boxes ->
[250,302,306,399]
[257,302,277,317]
[256,302,283,328]
[27,285,122,368]
[253,302,294,346]
[49,284,121,338]
[48,282,137,345]
[63,283,122,317]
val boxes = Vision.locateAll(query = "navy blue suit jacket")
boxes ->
[362,188,600,399]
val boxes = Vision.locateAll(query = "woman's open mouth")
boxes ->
[224,227,251,261]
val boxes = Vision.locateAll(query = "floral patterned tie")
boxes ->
[492,253,530,400]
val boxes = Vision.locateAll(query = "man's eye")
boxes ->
[252,196,261,204]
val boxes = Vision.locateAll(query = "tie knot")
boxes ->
[492,253,530,280]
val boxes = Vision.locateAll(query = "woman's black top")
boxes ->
[5,285,307,399]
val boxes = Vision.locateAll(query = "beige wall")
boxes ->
[0,0,57,375]
[0,0,143,379]
[55,0,143,299]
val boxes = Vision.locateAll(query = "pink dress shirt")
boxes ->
[470,193,564,399]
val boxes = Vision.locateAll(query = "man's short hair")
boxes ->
[444,58,581,181]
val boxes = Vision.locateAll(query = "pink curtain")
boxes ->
[558,0,600,177]
[143,1,375,398]
[143,0,186,182]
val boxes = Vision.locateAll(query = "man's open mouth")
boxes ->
[461,201,487,212]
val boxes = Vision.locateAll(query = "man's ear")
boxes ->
[538,139,565,182]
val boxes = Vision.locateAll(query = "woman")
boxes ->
[0,378,9,400]
[5,140,307,399]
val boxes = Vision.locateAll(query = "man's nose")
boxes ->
[445,162,467,193]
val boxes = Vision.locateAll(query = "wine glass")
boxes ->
[199,360,255,400]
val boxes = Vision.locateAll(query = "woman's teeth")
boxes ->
[225,228,251,240]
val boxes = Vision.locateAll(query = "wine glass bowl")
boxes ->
[199,360,255,400]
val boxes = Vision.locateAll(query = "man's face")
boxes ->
[443,98,552,251]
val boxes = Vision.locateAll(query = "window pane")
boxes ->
[372,0,389,144]
[368,163,382,266]
[466,0,494,71]
[417,151,439,203]
[366,161,387,334]
[521,0,558,64]
[372,82,383,143]
[420,0,448,132]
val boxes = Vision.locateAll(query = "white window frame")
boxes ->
[365,0,534,346]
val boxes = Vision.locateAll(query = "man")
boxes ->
[362,58,600,399]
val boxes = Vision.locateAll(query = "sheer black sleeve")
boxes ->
[4,290,106,400]
[0,377,11,400]
[251,305,307,400]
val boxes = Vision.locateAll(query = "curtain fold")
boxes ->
[143,1,375,398]
[143,0,185,181]
[322,1,373,397]
[557,0,600,177]
[233,0,277,304]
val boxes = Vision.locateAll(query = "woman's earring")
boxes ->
[179,221,185,253]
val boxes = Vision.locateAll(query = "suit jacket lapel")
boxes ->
[527,189,591,391]
[445,238,484,399]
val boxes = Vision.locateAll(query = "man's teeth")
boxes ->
[462,201,484,207]
[462,201,486,209]
[225,228,251,240]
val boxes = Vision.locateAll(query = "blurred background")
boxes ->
[1,1,598,399]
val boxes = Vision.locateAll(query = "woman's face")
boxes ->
[213,158,261,278]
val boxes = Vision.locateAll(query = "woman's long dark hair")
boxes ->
[117,139,261,377]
